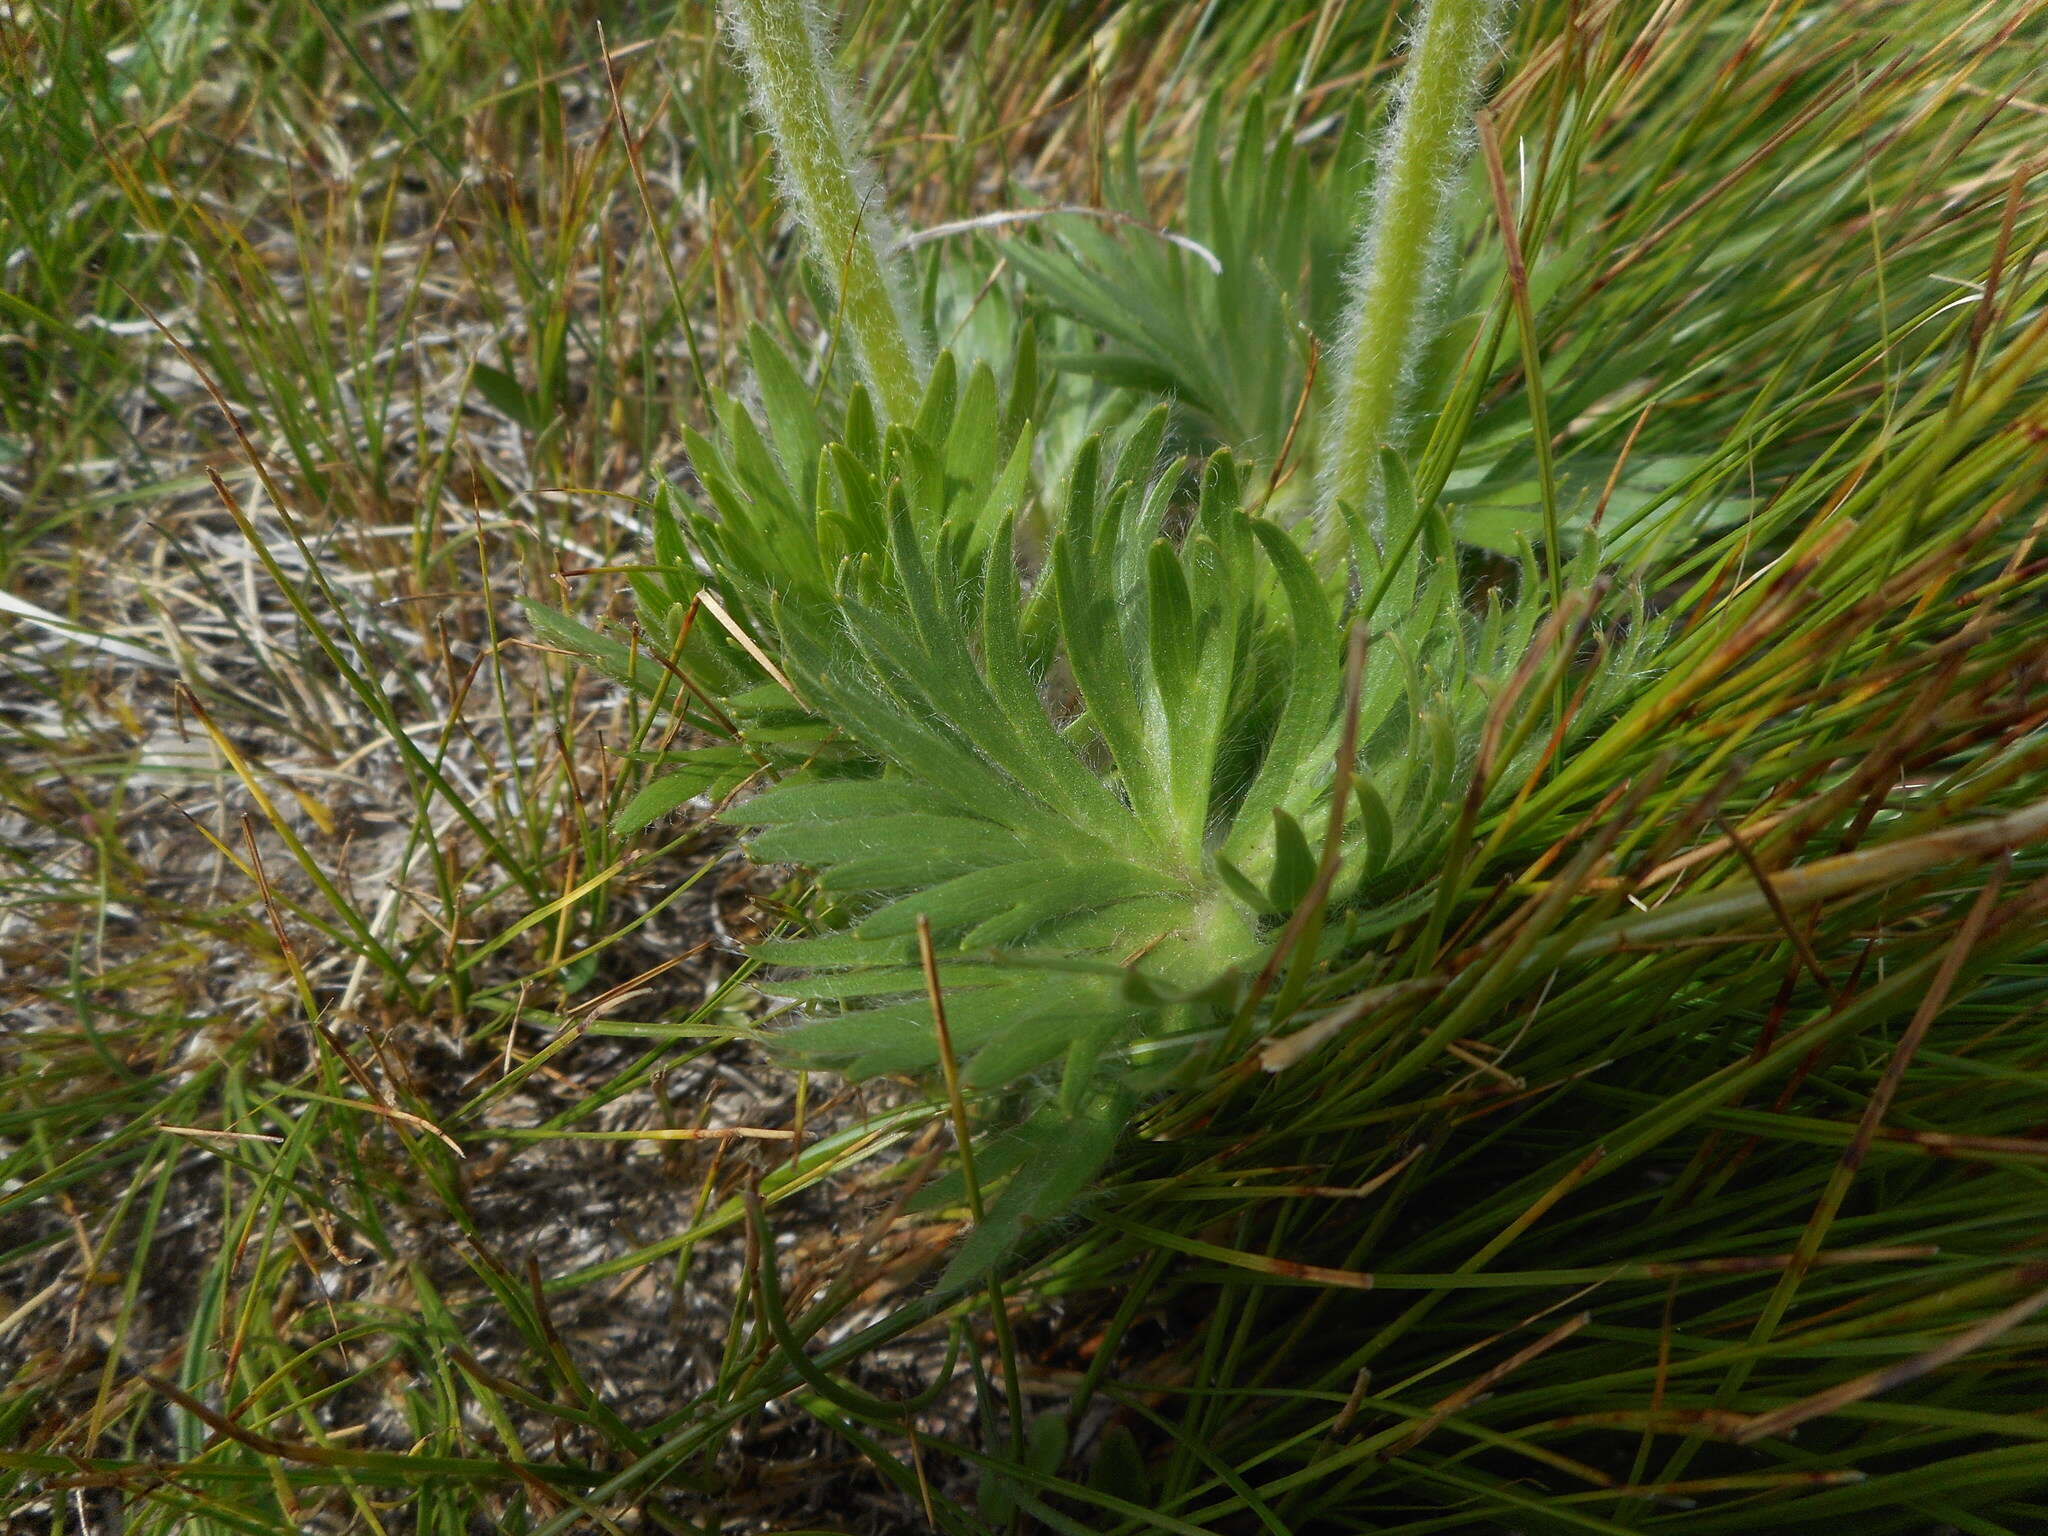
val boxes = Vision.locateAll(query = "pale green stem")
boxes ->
[724,0,926,421]
[1319,0,1511,563]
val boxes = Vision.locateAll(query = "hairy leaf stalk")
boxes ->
[724,0,926,420]
[1320,0,1511,556]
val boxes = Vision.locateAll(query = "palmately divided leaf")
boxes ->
[583,329,1636,1157]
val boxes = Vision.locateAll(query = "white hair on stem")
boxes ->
[1317,0,1513,567]
[722,0,929,422]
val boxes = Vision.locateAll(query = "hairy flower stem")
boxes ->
[1319,0,1511,565]
[724,0,926,421]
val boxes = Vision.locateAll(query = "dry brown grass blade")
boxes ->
[1572,799,2048,958]
[1734,1277,2048,1445]
[1377,1310,1594,1461]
